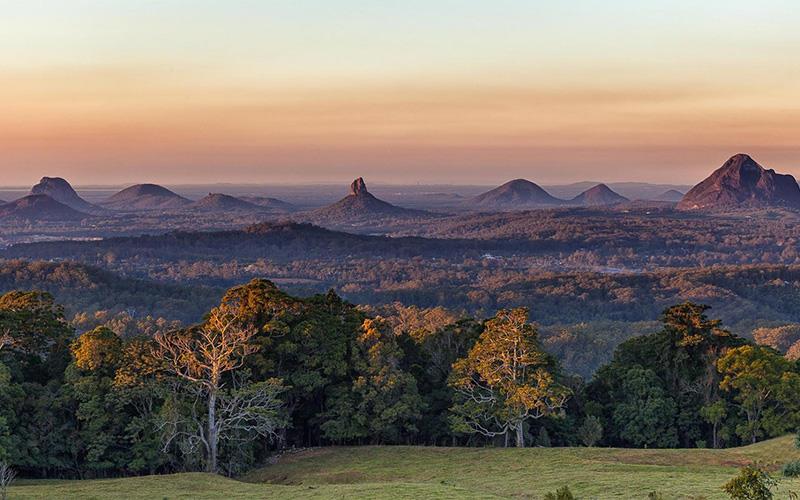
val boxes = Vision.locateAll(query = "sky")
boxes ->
[1,0,800,186]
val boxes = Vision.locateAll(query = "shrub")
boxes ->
[722,465,775,500]
[577,416,603,447]
[781,460,800,477]
[544,486,575,500]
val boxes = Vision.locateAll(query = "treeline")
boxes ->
[0,259,219,326]
[2,279,799,479]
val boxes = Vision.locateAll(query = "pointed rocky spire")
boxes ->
[350,177,368,196]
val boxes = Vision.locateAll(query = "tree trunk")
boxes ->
[712,424,717,449]
[515,422,525,448]
[208,390,218,473]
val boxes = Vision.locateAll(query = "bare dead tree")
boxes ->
[0,329,12,352]
[0,461,16,500]
[153,307,284,473]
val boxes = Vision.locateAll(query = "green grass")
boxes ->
[10,436,800,499]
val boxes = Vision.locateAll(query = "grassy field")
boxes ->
[9,436,800,499]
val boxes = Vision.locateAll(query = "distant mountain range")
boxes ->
[4,154,800,220]
[542,181,692,200]
[470,181,629,209]
[678,154,800,211]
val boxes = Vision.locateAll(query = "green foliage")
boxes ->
[721,465,775,500]
[781,460,800,477]
[449,308,570,447]
[700,400,728,448]
[612,367,678,448]
[4,270,800,482]
[322,318,423,444]
[587,303,750,448]
[400,318,482,445]
[543,485,575,500]
[577,415,603,447]
[718,345,800,444]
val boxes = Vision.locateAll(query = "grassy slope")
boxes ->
[11,436,800,499]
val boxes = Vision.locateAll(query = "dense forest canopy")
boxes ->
[2,278,799,480]
[5,207,800,488]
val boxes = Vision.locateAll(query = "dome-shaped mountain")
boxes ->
[570,184,629,206]
[653,189,685,202]
[310,177,429,221]
[193,193,260,212]
[677,154,800,210]
[0,194,86,220]
[471,179,563,209]
[239,196,295,212]
[30,177,102,213]
[101,184,191,211]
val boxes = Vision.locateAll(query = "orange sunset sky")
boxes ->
[2,1,799,185]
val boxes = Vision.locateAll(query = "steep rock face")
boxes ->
[351,177,368,196]
[102,184,191,211]
[0,194,86,220]
[678,154,800,210]
[570,184,629,206]
[471,179,563,208]
[193,193,260,211]
[30,177,102,213]
[311,177,429,220]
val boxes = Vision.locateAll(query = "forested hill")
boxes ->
[2,221,496,262]
[6,221,800,336]
[0,259,219,324]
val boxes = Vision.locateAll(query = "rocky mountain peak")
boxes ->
[677,154,800,210]
[350,177,368,196]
